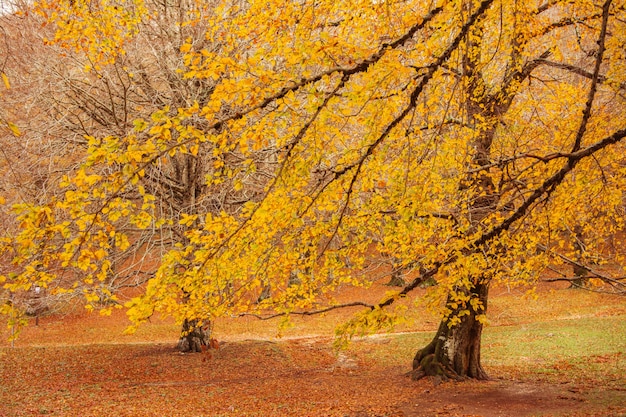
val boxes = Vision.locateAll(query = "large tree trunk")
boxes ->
[410,281,489,381]
[177,318,211,353]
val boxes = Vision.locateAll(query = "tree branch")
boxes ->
[570,0,612,154]
[238,301,375,320]
[537,243,626,291]
[377,127,626,310]
[534,59,626,91]
[330,0,496,182]
[209,5,446,134]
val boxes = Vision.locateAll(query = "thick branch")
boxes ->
[570,0,612,153]
[476,131,626,249]
[378,127,626,310]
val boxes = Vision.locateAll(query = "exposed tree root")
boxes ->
[408,353,465,382]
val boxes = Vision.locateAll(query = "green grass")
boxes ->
[483,315,625,379]
[348,313,626,414]
[350,314,626,381]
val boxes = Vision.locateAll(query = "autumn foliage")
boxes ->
[1,0,625,379]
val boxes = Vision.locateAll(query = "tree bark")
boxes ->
[408,7,506,382]
[571,225,589,288]
[410,281,489,381]
[177,318,211,353]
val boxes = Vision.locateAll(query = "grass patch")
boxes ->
[348,314,625,385]
[483,315,625,379]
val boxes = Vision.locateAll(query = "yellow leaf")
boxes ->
[180,213,198,226]
[1,73,10,89]
[7,122,20,137]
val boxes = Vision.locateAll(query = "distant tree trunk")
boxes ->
[410,281,489,381]
[257,284,271,303]
[385,269,406,287]
[177,318,211,353]
[571,225,589,288]
[385,258,406,287]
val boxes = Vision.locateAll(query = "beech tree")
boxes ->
[2,0,275,350]
[2,0,626,379]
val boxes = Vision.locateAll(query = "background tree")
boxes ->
[1,0,273,350]
[1,0,625,380]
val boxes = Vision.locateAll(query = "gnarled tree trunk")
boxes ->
[408,2,520,381]
[177,318,211,353]
[411,281,489,381]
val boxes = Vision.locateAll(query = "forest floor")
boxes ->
[1,281,625,417]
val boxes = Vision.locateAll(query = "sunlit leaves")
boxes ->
[35,0,146,69]
[1,0,625,343]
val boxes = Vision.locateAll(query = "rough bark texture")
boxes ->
[410,282,489,381]
[177,318,212,353]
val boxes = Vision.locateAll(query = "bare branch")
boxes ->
[536,59,626,91]
[537,243,626,291]
[238,301,375,320]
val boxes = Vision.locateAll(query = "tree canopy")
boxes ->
[1,0,625,377]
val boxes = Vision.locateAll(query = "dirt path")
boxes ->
[397,380,588,417]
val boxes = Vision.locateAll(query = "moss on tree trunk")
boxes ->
[410,281,489,381]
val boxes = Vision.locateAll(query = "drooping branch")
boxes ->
[376,127,626,311]
[570,0,612,153]
[239,301,375,320]
[537,243,626,292]
[542,277,626,294]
